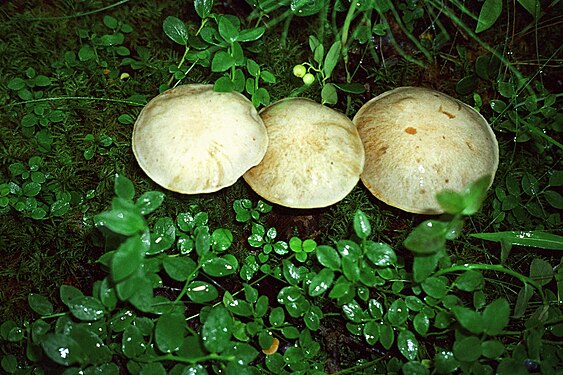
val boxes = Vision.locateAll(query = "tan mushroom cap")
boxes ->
[132,84,268,194]
[353,87,499,214]
[243,98,365,209]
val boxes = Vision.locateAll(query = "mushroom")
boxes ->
[353,87,499,214]
[243,98,365,209]
[132,84,268,194]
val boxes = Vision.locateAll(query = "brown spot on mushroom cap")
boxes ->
[132,84,268,194]
[244,98,365,209]
[353,86,499,214]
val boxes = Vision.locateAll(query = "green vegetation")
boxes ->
[1,0,561,374]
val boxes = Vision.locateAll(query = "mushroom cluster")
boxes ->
[132,85,498,214]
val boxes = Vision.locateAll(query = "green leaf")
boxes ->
[1,354,17,373]
[387,299,408,326]
[214,75,234,92]
[202,306,232,353]
[211,51,235,72]
[453,336,482,362]
[186,281,218,303]
[398,330,419,361]
[452,306,483,334]
[529,258,553,286]
[150,217,176,254]
[260,70,276,84]
[413,312,430,336]
[212,228,233,252]
[68,296,105,321]
[363,321,380,345]
[269,307,285,327]
[379,323,394,350]
[321,83,338,105]
[365,242,396,267]
[544,190,563,209]
[114,174,135,200]
[454,270,484,292]
[218,16,239,43]
[237,26,265,42]
[482,339,505,359]
[95,209,146,235]
[341,256,360,282]
[402,361,430,375]
[316,245,341,270]
[135,191,165,215]
[194,0,213,19]
[112,235,145,282]
[470,231,563,250]
[163,16,189,45]
[513,283,533,319]
[59,284,84,306]
[163,256,197,281]
[156,313,186,353]
[122,325,146,358]
[28,294,53,316]
[404,220,447,254]
[41,334,84,366]
[476,0,502,33]
[482,298,509,335]
[333,82,365,94]
[342,300,364,323]
[421,277,448,299]
[353,210,371,239]
[290,0,324,16]
[434,350,460,374]
[308,268,334,296]
[323,41,341,79]
[203,256,238,277]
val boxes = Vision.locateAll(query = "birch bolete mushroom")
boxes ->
[243,98,365,209]
[353,87,499,214]
[132,84,268,194]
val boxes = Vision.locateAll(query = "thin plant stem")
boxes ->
[427,0,534,95]
[433,264,546,303]
[3,96,145,109]
[24,0,129,21]
[386,1,433,62]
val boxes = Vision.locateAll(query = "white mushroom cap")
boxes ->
[243,98,365,209]
[132,84,268,194]
[353,87,499,214]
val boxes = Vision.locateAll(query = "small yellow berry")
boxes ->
[293,64,307,78]
[302,73,315,85]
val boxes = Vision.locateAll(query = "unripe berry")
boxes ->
[302,73,315,85]
[292,64,307,78]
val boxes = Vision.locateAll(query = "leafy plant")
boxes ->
[2,175,562,374]
[162,0,276,107]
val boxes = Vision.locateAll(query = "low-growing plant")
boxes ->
[2,175,561,374]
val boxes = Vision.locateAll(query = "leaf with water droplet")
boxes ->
[68,296,105,321]
[122,325,146,359]
[203,255,238,277]
[202,306,232,353]
[387,299,408,326]
[365,242,396,267]
[353,210,371,239]
[398,330,419,361]
[308,268,334,297]
[186,281,218,303]
[41,333,84,366]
